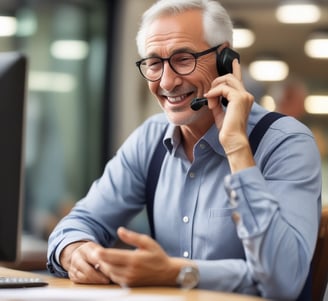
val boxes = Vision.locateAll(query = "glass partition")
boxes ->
[0,0,108,240]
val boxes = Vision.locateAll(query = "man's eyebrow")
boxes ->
[172,47,195,53]
[145,47,195,58]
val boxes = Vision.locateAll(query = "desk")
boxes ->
[0,267,267,301]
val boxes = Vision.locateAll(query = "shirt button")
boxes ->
[199,143,206,149]
[189,172,195,178]
[224,175,232,188]
[230,190,238,200]
[230,190,238,206]
[183,216,189,223]
[183,251,189,258]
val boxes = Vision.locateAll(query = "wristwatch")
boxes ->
[176,266,200,289]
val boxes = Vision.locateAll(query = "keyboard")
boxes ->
[0,277,48,288]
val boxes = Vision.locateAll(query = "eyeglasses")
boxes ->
[136,45,221,82]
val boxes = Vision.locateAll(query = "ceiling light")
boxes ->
[249,57,289,82]
[276,2,321,24]
[233,22,255,49]
[0,16,17,37]
[50,40,89,60]
[305,95,328,114]
[305,31,328,59]
[233,28,255,49]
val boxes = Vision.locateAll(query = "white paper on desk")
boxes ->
[0,287,128,300]
[0,288,185,301]
[122,295,184,301]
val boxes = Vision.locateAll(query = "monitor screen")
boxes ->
[0,52,27,263]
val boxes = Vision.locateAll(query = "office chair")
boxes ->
[312,206,328,301]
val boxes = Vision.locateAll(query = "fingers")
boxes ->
[68,260,109,284]
[97,261,131,287]
[101,229,170,287]
[93,247,141,287]
[205,62,247,109]
[232,58,242,80]
[66,230,163,287]
[68,242,111,284]
[204,77,236,110]
[69,264,111,284]
[94,259,128,287]
[117,227,154,250]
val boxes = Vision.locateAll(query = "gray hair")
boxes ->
[136,0,233,57]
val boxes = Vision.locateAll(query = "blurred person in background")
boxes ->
[270,77,308,120]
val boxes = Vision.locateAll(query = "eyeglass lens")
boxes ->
[139,52,196,81]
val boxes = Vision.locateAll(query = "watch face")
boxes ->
[177,266,200,289]
[183,272,198,288]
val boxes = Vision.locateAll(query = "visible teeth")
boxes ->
[167,95,186,102]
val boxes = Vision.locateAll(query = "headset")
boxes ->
[190,47,240,110]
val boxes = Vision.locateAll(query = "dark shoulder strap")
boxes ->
[249,112,285,155]
[146,111,285,239]
[145,130,167,239]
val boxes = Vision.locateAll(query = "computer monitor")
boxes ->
[0,51,27,263]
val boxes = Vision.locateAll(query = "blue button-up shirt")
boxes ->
[47,103,321,300]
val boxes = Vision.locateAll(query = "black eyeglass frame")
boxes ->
[135,44,221,82]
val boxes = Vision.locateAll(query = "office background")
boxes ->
[0,0,327,251]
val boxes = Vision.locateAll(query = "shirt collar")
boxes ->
[203,124,226,156]
[162,122,225,157]
[163,123,179,154]
[161,102,265,158]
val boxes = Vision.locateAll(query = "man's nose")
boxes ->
[159,61,182,90]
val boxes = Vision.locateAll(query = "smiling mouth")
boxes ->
[166,92,193,104]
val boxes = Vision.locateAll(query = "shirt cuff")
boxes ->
[195,259,258,294]
[224,166,279,239]
[47,234,96,277]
